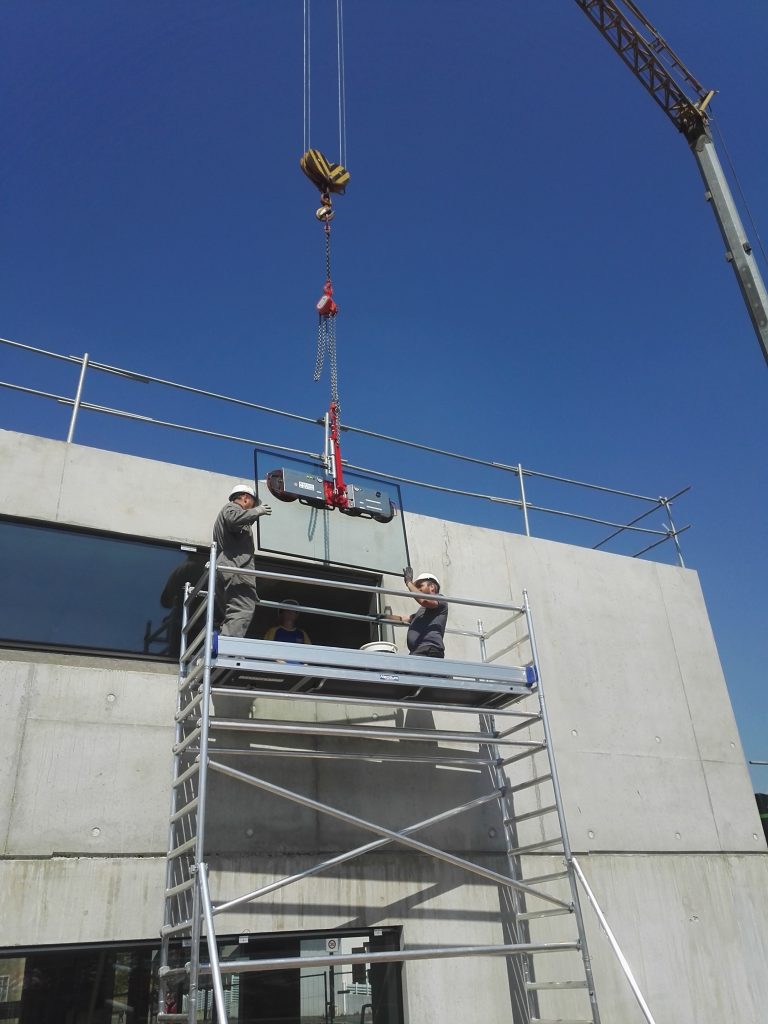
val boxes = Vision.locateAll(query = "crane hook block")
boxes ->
[300,149,350,195]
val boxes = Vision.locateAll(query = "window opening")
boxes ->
[245,555,380,651]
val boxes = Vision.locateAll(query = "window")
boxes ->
[0,929,404,1024]
[0,519,382,660]
[0,517,203,660]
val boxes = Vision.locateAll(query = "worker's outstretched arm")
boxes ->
[222,503,272,530]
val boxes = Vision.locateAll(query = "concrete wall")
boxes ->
[1,429,766,1023]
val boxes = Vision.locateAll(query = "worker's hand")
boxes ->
[256,503,272,517]
[403,566,414,585]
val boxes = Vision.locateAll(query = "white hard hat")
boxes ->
[229,482,256,500]
[414,572,440,589]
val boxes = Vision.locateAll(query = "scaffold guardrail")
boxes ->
[1,334,691,566]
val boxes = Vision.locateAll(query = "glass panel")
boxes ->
[0,947,155,1024]
[253,451,410,575]
[295,933,401,1024]
[0,930,404,1024]
[0,518,206,659]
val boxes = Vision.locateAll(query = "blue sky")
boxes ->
[1,2,766,784]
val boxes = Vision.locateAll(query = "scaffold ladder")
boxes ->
[478,592,601,1024]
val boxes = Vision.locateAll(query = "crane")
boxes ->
[573,0,768,366]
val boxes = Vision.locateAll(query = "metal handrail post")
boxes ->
[524,590,601,1024]
[199,863,229,1024]
[478,618,486,662]
[66,352,89,443]
[518,464,531,536]
[661,499,686,568]
[187,543,218,1023]
[571,856,658,1024]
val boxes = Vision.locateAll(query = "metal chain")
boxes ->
[329,311,339,410]
[313,221,339,409]
[324,224,339,408]
[313,316,325,382]
[313,315,339,410]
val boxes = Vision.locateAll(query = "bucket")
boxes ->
[360,641,398,654]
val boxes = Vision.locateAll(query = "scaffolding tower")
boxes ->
[157,546,607,1024]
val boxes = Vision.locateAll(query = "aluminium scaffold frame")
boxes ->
[157,546,657,1024]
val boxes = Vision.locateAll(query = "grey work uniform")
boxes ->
[407,600,448,658]
[212,501,263,637]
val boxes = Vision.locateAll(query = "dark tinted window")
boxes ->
[0,929,404,1023]
[0,518,204,659]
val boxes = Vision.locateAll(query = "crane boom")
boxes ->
[574,0,768,365]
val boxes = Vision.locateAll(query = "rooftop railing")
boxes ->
[0,334,690,565]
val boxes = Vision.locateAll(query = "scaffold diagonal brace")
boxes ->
[213,788,503,916]
[208,760,571,910]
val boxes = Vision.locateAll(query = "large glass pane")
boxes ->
[0,946,155,1024]
[0,518,205,659]
[298,935,388,1024]
[253,451,410,575]
[0,930,404,1024]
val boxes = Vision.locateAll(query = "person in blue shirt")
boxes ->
[263,599,311,644]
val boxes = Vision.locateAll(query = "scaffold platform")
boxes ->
[207,635,537,709]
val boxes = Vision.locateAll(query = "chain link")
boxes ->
[313,316,325,382]
[313,220,339,411]
[313,315,339,410]
[329,312,339,411]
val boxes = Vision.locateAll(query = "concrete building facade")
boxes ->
[1,427,766,1023]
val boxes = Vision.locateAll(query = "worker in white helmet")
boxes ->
[212,482,272,637]
[390,567,448,658]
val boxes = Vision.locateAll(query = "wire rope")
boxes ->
[303,0,311,152]
[336,0,347,166]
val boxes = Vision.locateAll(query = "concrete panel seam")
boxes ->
[655,565,725,850]
[655,570,715,786]
[1,669,32,855]
[53,439,71,522]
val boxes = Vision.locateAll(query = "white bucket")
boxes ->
[360,641,398,654]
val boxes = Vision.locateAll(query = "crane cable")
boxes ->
[302,0,349,414]
[336,0,347,169]
[302,0,311,154]
[303,1,347,170]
